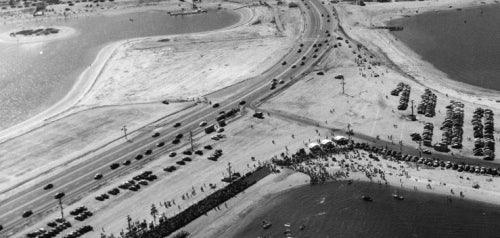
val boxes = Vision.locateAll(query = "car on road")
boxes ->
[313,54,317,58]
[22,210,33,218]
[169,152,177,157]
[270,84,276,90]
[173,122,181,128]
[279,80,285,84]
[300,61,305,66]
[54,192,65,199]
[302,56,307,60]
[123,160,131,165]
[94,173,103,180]
[135,154,143,160]
[144,149,152,155]
[183,150,193,155]
[282,61,287,65]
[0,224,3,231]
[43,183,54,190]
[110,163,120,169]
[291,65,296,69]
[212,103,220,108]
[157,142,165,147]
[300,43,304,47]
[239,100,246,105]
[422,149,432,155]
[151,132,160,138]
[199,121,207,127]
[172,139,180,144]
[175,133,183,139]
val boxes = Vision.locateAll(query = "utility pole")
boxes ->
[121,125,128,141]
[410,100,415,116]
[347,123,352,141]
[227,162,232,181]
[399,140,403,153]
[341,78,346,95]
[190,130,194,152]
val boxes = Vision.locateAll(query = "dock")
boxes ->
[168,9,207,16]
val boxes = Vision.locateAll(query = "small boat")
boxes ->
[262,220,272,229]
[361,195,373,202]
[284,223,291,227]
[392,194,404,200]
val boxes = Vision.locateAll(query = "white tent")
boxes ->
[308,142,320,149]
[333,135,347,142]
[320,139,333,146]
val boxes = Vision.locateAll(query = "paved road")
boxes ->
[0,0,332,236]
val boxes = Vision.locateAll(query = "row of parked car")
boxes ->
[60,225,93,238]
[353,142,500,176]
[421,123,434,147]
[26,218,71,238]
[483,109,495,160]
[417,88,437,117]
[440,101,464,149]
[391,82,411,110]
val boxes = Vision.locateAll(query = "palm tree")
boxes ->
[150,204,158,225]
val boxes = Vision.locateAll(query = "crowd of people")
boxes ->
[101,166,270,238]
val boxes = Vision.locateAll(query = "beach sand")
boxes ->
[7,0,500,237]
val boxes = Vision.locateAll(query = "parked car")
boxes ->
[156,142,165,147]
[123,160,131,165]
[94,173,103,180]
[173,122,181,127]
[110,163,120,169]
[151,132,160,138]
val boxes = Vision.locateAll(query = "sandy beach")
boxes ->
[4,0,500,237]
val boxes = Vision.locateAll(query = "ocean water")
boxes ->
[389,5,500,91]
[234,181,500,238]
[0,9,239,130]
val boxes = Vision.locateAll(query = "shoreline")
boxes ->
[0,2,252,144]
[335,0,500,104]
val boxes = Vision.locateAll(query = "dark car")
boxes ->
[135,154,143,160]
[94,173,103,180]
[156,142,165,147]
[169,152,177,157]
[110,163,120,169]
[54,192,65,199]
[175,133,183,139]
[212,103,220,108]
[123,160,131,165]
[22,210,33,218]
[172,139,180,144]
[173,122,181,128]
[144,149,152,155]
[151,132,160,138]
[282,61,287,65]
[239,100,246,105]
[291,65,296,69]
[43,183,54,190]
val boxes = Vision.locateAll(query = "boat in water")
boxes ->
[262,220,272,229]
[361,195,373,202]
[393,193,404,200]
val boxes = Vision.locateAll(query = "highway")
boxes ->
[0,0,332,236]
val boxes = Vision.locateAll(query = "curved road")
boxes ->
[0,0,332,236]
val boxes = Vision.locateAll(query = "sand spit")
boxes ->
[0,1,302,231]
